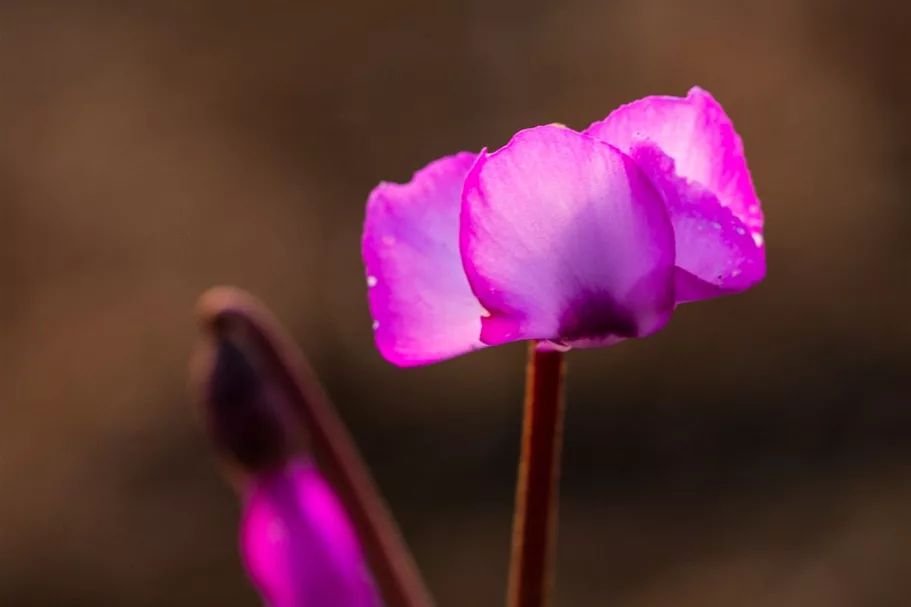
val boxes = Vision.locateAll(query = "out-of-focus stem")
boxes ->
[506,343,566,607]
[195,286,435,607]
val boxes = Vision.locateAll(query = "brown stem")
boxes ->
[195,286,435,607]
[506,342,567,607]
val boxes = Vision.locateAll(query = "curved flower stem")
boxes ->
[506,342,567,607]
[196,286,435,607]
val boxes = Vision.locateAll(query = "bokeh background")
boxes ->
[2,0,910,605]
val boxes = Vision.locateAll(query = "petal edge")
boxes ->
[363,152,486,366]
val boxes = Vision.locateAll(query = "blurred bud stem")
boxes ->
[193,286,435,607]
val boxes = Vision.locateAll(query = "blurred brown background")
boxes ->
[2,0,910,605]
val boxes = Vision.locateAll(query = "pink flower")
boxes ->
[363,87,765,366]
[241,458,382,607]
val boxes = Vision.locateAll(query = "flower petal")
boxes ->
[629,143,765,303]
[241,459,381,607]
[585,86,765,300]
[363,152,486,366]
[461,126,676,348]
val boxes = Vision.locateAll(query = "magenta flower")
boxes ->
[241,458,382,607]
[363,87,765,366]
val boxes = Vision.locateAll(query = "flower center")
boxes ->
[557,291,638,341]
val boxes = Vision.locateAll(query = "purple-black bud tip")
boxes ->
[196,302,299,474]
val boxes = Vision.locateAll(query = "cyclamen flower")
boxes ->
[363,87,765,366]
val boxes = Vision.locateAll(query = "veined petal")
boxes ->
[363,152,486,366]
[461,125,676,348]
[585,86,765,300]
[240,459,381,607]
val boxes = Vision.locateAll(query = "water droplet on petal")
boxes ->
[371,320,379,330]
[753,233,764,247]
[366,275,378,288]
[710,221,722,231]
